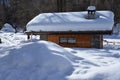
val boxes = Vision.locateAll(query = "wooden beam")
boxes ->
[25,30,113,35]
[27,34,30,40]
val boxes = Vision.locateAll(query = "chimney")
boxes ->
[87,6,97,19]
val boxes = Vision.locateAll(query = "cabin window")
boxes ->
[60,37,76,44]
[60,38,67,43]
[68,38,76,43]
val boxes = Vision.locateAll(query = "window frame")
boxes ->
[68,38,76,44]
[59,37,68,43]
[59,37,76,44]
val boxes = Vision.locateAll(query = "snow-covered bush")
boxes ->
[113,23,120,34]
[1,23,15,32]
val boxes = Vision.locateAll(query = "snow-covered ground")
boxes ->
[0,26,120,80]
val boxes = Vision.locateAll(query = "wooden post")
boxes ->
[100,35,103,49]
[0,38,2,43]
[27,34,30,40]
[113,42,115,45]
[39,34,41,40]
[31,33,33,40]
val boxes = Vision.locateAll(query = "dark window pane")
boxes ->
[60,38,67,43]
[68,38,76,43]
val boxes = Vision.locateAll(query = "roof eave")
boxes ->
[26,30,113,35]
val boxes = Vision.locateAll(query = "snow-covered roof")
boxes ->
[87,6,96,10]
[26,11,114,32]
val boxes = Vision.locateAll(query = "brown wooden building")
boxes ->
[26,31,112,48]
[26,6,114,48]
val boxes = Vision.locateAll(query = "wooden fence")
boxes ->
[103,40,120,45]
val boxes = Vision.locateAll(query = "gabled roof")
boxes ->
[26,11,114,34]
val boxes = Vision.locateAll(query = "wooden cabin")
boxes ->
[26,6,114,48]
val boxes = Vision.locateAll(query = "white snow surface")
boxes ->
[0,41,74,80]
[1,23,15,32]
[0,27,120,80]
[87,6,96,10]
[26,11,114,32]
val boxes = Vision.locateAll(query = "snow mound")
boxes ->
[1,23,15,32]
[69,63,120,80]
[0,41,73,80]
[85,63,120,80]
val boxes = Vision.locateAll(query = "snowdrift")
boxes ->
[0,31,120,80]
[1,23,15,32]
[68,63,120,80]
[83,63,120,80]
[0,41,73,80]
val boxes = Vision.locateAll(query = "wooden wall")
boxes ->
[26,32,103,48]
[48,34,91,48]
[91,35,103,48]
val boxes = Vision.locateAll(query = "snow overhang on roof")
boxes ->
[87,6,96,10]
[26,11,114,34]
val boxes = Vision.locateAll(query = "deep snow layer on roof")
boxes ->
[26,11,114,32]
[87,6,96,10]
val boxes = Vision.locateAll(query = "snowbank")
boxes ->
[0,41,73,80]
[0,33,27,46]
[0,32,120,80]
[68,63,120,80]
[82,63,120,80]
[67,48,120,80]
[1,23,15,32]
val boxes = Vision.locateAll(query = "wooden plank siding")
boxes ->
[26,32,104,48]
[48,34,91,48]
[91,35,103,48]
